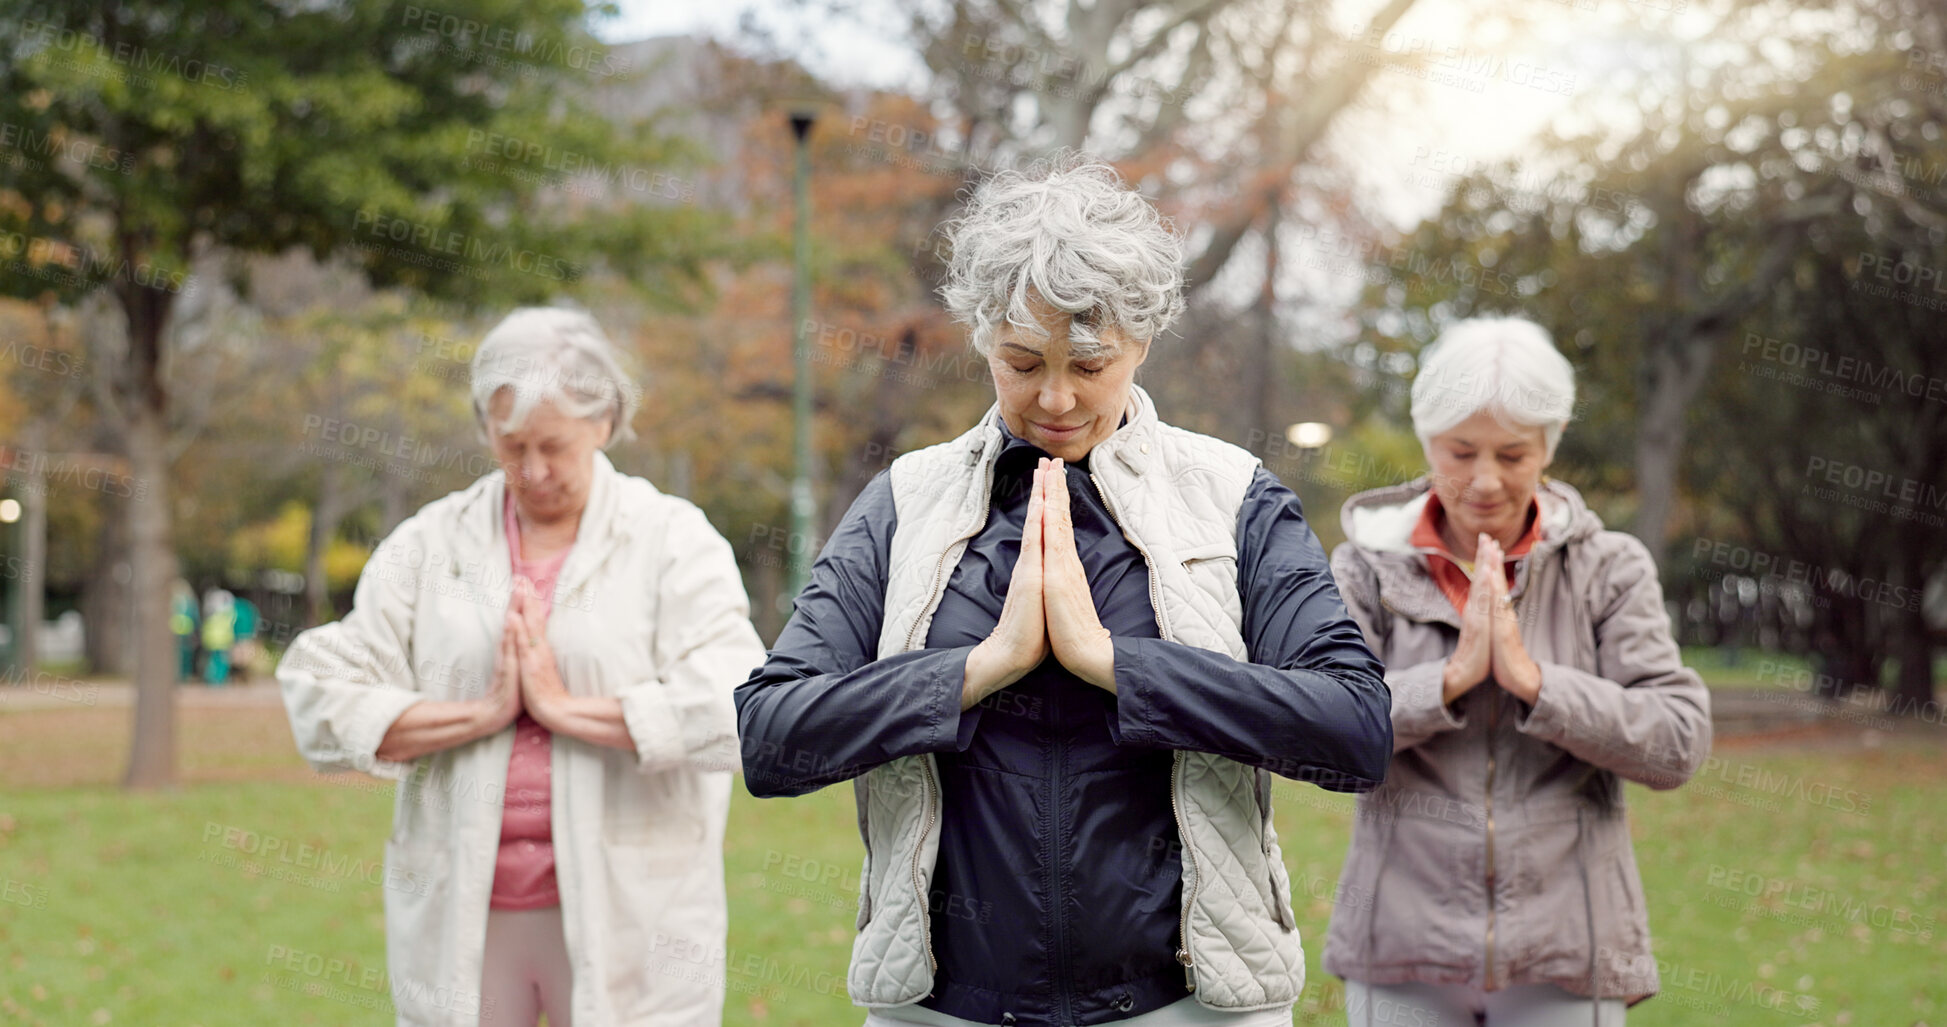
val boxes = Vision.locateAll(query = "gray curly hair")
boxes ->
[938,156,1185,359]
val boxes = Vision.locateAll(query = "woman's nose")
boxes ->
[1038,383,1076,416]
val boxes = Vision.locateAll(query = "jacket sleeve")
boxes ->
[617,501,769,775]
[1329,542,1468,753]
[1109,469,1393,791]
[734,472,983,798]
[1514,532,1712,790]
[275,518,430,781]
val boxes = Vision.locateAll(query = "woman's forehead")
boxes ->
[1433,410,1546,448]
[993,326,1131,360]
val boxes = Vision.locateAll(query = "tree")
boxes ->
[1357,0,1947,713]
[0,0,713,787]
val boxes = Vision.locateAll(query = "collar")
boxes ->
[1339,475,1592,628]
[993,411,1132,471]
[967,383,1159,477]
[447,449,631,598]
[1409,491,1543,567]
[1342,476,1582,557]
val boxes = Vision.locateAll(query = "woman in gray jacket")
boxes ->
[1323,318,1712,1025]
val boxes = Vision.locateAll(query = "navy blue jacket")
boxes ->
[736,425,1391,1025]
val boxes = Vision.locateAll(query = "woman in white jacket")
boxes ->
[277,307,767,1027]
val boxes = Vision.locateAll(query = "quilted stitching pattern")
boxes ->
[849,755,941,1003]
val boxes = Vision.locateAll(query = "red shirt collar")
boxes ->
[1409,490,1543,615]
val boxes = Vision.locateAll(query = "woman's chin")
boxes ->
[1447,510,1514,544]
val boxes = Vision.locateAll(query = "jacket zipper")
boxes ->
[1374,532,1557,992]
[911,758,939,974]
[1482,554,1544,991]
[1092,469,1198,991]
[1051,694,1074,1022]
[1168,752,1197,990]
[1483,689,1499,989]
[897,451,998,976]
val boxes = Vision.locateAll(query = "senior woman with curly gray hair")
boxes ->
[737,158,1393,1026]
[1323,318,1712,1026]
[278,308,766,1026]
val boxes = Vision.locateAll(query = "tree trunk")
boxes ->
[1810,578,1870,702]
[1246,206,1281,454]
[119,283,178,790]
[1630,331,1715,571]
[122,394,179,789]
[823,327,917,533]
[305,459,343,628]
[1888,568,1938,720]
[81,497,131,676]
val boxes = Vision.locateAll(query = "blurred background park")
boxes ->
[0,0,1943,1023]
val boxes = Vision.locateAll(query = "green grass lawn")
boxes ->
[1685,646,1947,694]
[1680,647,1814,689]
[1,727,1941,1025]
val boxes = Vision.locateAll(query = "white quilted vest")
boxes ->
[848,385,1306,1013]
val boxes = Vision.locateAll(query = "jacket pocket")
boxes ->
[381,834,448,903]
[603,761,707,870]
[855,852,873,930]
[389,758,443,845]
[1362,810,1480,969]
[1254,770,1298,931]
[1178,541,1240,594]
[1606,830,1651,950]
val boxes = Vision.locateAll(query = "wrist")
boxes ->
[966,640,1033,706]
[963,642,1002,708]
[1514,658,1543,703]
[1441,661,1476,704]
[467,698,510,737]
[1070,633,1117,692]
[527,691,566,732]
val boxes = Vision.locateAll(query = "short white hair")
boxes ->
[1410,317,1576,459]
[470,307,640,448]
[939,155,1184,359]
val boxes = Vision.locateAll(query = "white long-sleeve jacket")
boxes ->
[277,450,766,1026]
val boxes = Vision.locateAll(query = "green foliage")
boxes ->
[0,0,713,306]
[1356,0,1947,675]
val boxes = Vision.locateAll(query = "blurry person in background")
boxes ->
[170,579,198,683]
[277,307,765,1027]
[737,157,1393,1027]
[1323,317,1712,1026]
[201,589,235,685]
[230,593,262,683]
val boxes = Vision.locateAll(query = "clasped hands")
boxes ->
[963,458,1117,709]
[1442,533,1543,706]
[479,578,576,733]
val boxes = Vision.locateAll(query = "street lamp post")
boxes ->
[788,109,818,602]
[0,495,19,672]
